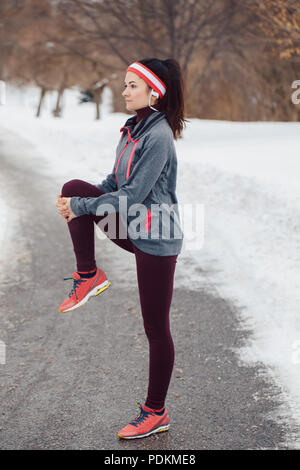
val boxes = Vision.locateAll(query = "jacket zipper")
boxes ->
[114,142,128,184]
[126,140,139,180]
[115,126,139,183]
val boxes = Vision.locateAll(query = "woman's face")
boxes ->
[122,71,158,111]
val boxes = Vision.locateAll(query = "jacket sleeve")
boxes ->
[70,132,170,217]
[94,169,117,193]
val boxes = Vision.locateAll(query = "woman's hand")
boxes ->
[56,195,77,222]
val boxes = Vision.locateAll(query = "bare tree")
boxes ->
[2,0,300,120]
[0,1,25,80]
[244,0,300,61]
[55,0,232,96]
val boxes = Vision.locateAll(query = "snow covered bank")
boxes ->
[0,197,8,258]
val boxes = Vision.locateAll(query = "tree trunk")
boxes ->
[36,86,47,117]
[53,86,65,117]
[93,87,102,120]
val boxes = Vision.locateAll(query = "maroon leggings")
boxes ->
[61,179,177,410]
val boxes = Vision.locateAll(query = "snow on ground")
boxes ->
[1,83,300,446]
[0,197,8,258]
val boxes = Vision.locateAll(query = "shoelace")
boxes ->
[129,402,154,427]
[63,276,85,301]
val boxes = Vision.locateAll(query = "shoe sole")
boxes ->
[117,424,170,440]
[58,280,111,313]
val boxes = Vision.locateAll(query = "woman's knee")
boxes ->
[61,179,83,197]
[144,323,171,343]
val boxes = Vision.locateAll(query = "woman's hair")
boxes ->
[137,57,189,140]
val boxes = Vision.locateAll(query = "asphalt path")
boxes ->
[0,126,296,450]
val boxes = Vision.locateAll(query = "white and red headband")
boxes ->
[126,62,167,99]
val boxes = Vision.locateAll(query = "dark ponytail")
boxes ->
[137,57,189,140]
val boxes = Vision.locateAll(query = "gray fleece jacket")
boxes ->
[70,111,184,256]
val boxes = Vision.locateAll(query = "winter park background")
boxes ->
[1,0,300,450]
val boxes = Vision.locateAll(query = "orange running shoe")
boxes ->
[117,402,170,439]
[58,267,111,313]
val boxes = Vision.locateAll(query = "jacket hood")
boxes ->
[120,111,167,142]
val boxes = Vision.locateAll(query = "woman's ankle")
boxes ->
[77,268,97,278]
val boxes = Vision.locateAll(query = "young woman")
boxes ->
[56,58,188,440]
